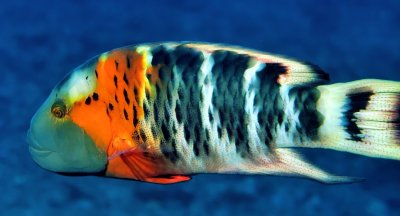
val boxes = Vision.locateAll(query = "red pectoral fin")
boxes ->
[106,139,191,184]
[108,152,192,184]
[145,175,192,184]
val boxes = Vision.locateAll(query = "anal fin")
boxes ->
[259,149,361,184]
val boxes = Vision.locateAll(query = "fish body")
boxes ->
[27,42,400,184]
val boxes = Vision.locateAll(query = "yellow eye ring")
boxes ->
[51,100,67,118]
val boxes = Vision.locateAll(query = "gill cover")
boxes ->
[27,61,107,173]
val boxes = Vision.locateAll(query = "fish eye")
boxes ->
[51,100,67,118]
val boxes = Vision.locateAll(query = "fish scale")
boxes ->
[142,44,322,173]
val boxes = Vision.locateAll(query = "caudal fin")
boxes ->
[317,79,400,160]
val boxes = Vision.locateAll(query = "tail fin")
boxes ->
[316,79,400,160]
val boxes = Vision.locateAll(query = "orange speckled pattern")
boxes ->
[69,49,170,181]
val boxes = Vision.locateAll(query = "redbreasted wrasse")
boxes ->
[27,42,400,184]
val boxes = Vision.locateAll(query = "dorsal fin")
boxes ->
[184,42,330,87]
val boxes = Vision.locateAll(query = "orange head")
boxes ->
[27,47,156,179]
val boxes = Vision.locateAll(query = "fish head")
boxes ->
[27,59,108,174]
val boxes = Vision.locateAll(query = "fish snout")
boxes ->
[27,127,53,158]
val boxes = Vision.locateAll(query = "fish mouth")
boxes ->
[27,128,53,158]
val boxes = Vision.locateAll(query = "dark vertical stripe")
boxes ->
[150,44,205,160]
[344,91,374,141]
[210,50,250,156]
[290,87,324,141]
[254,62,288,150]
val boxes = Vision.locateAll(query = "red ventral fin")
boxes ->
[106,139,191,184]
[145,175,192,184]
[121,153,192,184]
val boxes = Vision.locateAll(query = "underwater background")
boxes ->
[1,0,400,215]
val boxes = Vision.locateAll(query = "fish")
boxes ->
[27,42,400,184]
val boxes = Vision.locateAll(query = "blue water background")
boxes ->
[1,0,400,215]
